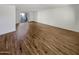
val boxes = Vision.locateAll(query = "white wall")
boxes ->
[16,9,20,23]
[0,5,16,35]
[71,5,79,32]
[28,11,37,21]
[36,6,76,31]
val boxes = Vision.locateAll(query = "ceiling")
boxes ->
[15,4,69,12]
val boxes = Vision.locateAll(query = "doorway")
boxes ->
[20,12,28,23]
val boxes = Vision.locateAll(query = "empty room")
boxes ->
[0,4,79,55]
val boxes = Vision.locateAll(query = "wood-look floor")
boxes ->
[0,21,79,55]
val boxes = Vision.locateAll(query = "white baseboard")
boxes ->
[33,20,79,32]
